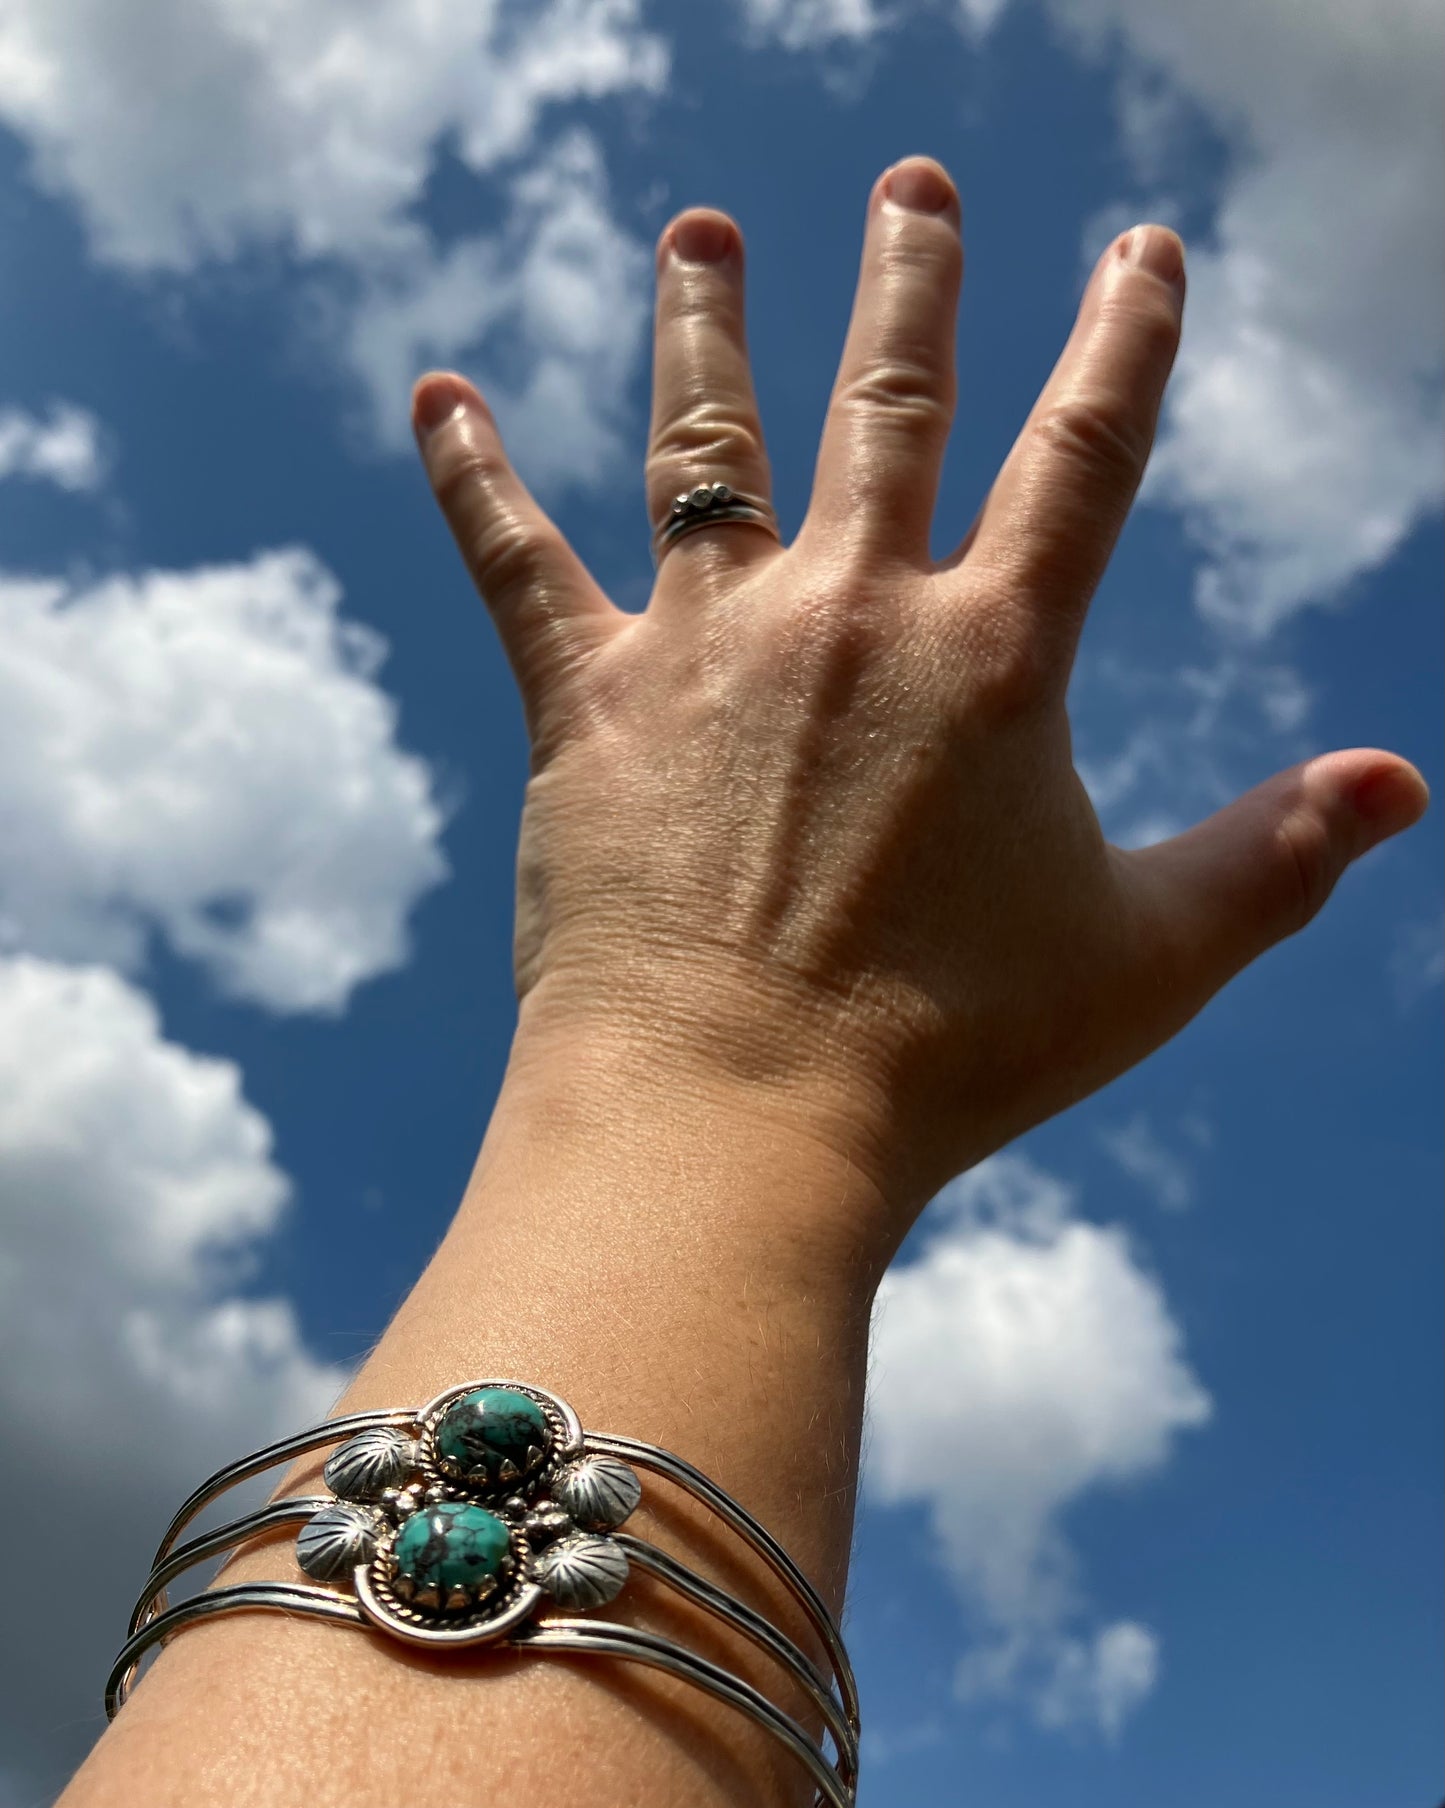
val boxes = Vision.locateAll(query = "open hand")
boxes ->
[410,154,1428,1239]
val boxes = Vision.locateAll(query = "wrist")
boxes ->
[502,977,910,1291]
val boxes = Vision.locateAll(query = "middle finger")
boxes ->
[801,157,963,568]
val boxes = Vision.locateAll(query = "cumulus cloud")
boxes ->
[1031,1619,1160,1737]
[0,399,108,489]
[1046,0,1445,634]
[329,127,653,472]
[0,545,447,1012]
[866,1154,1210,1735]
[0,955,346,1803]
[0,0,667,481]
[0,0,667,272]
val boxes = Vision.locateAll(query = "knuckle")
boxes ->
[835,354,954,433]
[875,230,961,281]
[1101,287,1183,363]
[952,589,1059,719]
[1031,393,1149,487]
[651,406,774,520]
[1274,808,1339,935]
[467,513,564,604]
[969,632,1054,721]
[773,561,857,624]
[769,572,895,679]
[663,278,744,326]
[430,445,509,517]
[646,405,768,496]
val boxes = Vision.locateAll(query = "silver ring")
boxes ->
[651,480,780,568]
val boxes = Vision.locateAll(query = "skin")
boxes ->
[63,155,1427,1807]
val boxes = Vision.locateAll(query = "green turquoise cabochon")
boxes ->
[434,1387,548,1482]
[393,1502,511,1593]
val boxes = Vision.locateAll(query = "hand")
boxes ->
[410,155,1427,1244]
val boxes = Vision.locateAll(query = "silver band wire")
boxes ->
[120,1500,857,1785]
[108,1400,859,1806]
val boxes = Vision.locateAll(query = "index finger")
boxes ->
[946,226,1185,680]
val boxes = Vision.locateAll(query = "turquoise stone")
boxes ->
[434,1387,548,1483]
[393,1503,511,1596]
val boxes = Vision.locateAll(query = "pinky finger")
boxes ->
[412,372,620,732]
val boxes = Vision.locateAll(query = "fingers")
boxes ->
[1122,750,1429,1016]
[949,226,1184,680]
[412,372,617,735]
[802,156,963,568]
[646,209,778,589]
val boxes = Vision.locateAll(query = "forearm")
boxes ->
[65,1008,890,1808]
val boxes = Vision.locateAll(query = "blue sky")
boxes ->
[0,2,1439,1804]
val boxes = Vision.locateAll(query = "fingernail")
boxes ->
[669,212,735,264]
[1351,765,1429,851]
[1123,224,1186,297]
[413,373,471,440]
[882,158,955,215]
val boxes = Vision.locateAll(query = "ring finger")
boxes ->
[646,209,778,594]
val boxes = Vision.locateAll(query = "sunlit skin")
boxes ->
[65,155,1426,1808]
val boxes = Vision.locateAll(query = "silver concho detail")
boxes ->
[533,1534,630,1609]
[551,1454,642,1531]
[323,1427,419,1501]
[296,1503,381,1581]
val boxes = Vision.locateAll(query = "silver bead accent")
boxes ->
[323,1427,419,1501]
[552,1454,642,1531]
[523,1504,573,1545]
[296,1503,380,1581]
[671,481,733,520]
[533,1533,630,1610]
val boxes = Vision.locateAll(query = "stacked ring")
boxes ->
[106,1378,860,1808]
[651,480,780,567]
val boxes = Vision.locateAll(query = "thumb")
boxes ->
[1123,749,1430,999]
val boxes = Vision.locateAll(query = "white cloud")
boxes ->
[867,1153,1210,1736]
[1071,648,1314,849]
[0,399,108,489]
[0,545,447,1013]
[1047,0,1445,634]
[1390,914,1445,1007]
[329,128,653,475]
[956,1617,1160,1741]
[736,0,882,51]
[1033,1619,1160,1738]
[0,955,346,1802]
[1099,1112,1201,1212]
[0,0,667,482]
[0,0,667,272]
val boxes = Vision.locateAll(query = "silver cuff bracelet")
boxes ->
[107,1378,860,1807]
